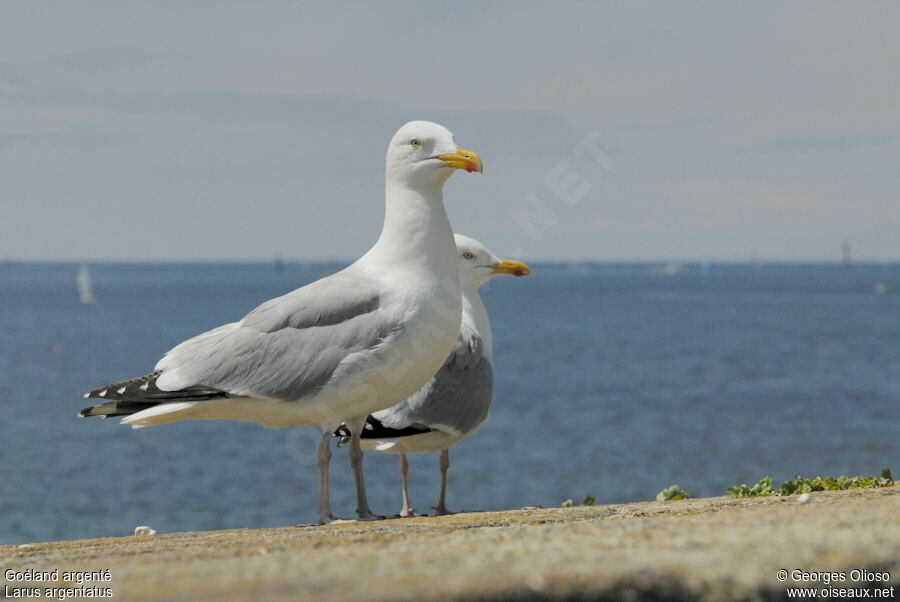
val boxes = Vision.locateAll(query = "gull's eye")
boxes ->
[462,251,475,260]
[410,139,421,149]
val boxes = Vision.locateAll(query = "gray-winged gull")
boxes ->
[79,121,483,524]
[336,234,530,516]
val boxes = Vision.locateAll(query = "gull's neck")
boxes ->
[365,177,457,278]
[461,286,493,363]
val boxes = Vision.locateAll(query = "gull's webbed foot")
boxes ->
[316,513,354,525]
[328,517,360,525]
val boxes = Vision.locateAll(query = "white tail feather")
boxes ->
[122,402,198,428]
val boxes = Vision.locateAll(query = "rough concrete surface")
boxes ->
[2,486,898,601]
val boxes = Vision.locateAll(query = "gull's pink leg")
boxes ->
[399,453,418,517]
[315,432,338,524]
[345,415,384,521]
[434,449,455,515]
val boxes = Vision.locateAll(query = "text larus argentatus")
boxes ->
[336,234,530,516]
[79,121,483,524]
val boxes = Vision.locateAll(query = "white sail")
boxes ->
[77,264,96,304]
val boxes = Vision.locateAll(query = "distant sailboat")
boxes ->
[873,261,890,295]
[751,254,762,272]
[659,262,684,276]
[566,260,591,275]
[77,264,96,304]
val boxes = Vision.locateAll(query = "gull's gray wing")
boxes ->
[370,332,493,438]
[149,271,400,401]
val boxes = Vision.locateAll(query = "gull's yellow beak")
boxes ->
[491,259,531,277]
[437,147,483,173]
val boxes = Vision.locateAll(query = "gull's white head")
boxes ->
[386,121,483,189]
[454,233,531,291]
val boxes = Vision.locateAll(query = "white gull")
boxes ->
[80,121,483,524]
[337,234,530,516]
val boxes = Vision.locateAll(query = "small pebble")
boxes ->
[798,493,811,504]
[526,574,546,591]
[134,525,157,536]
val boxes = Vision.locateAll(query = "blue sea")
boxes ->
[1,261,898,545]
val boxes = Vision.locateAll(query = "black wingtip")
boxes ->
[85,387,109,400]
[332,416,432,440]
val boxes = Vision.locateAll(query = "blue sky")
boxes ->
[2,1,898,261]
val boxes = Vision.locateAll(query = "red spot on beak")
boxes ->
[464,163,476,173]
